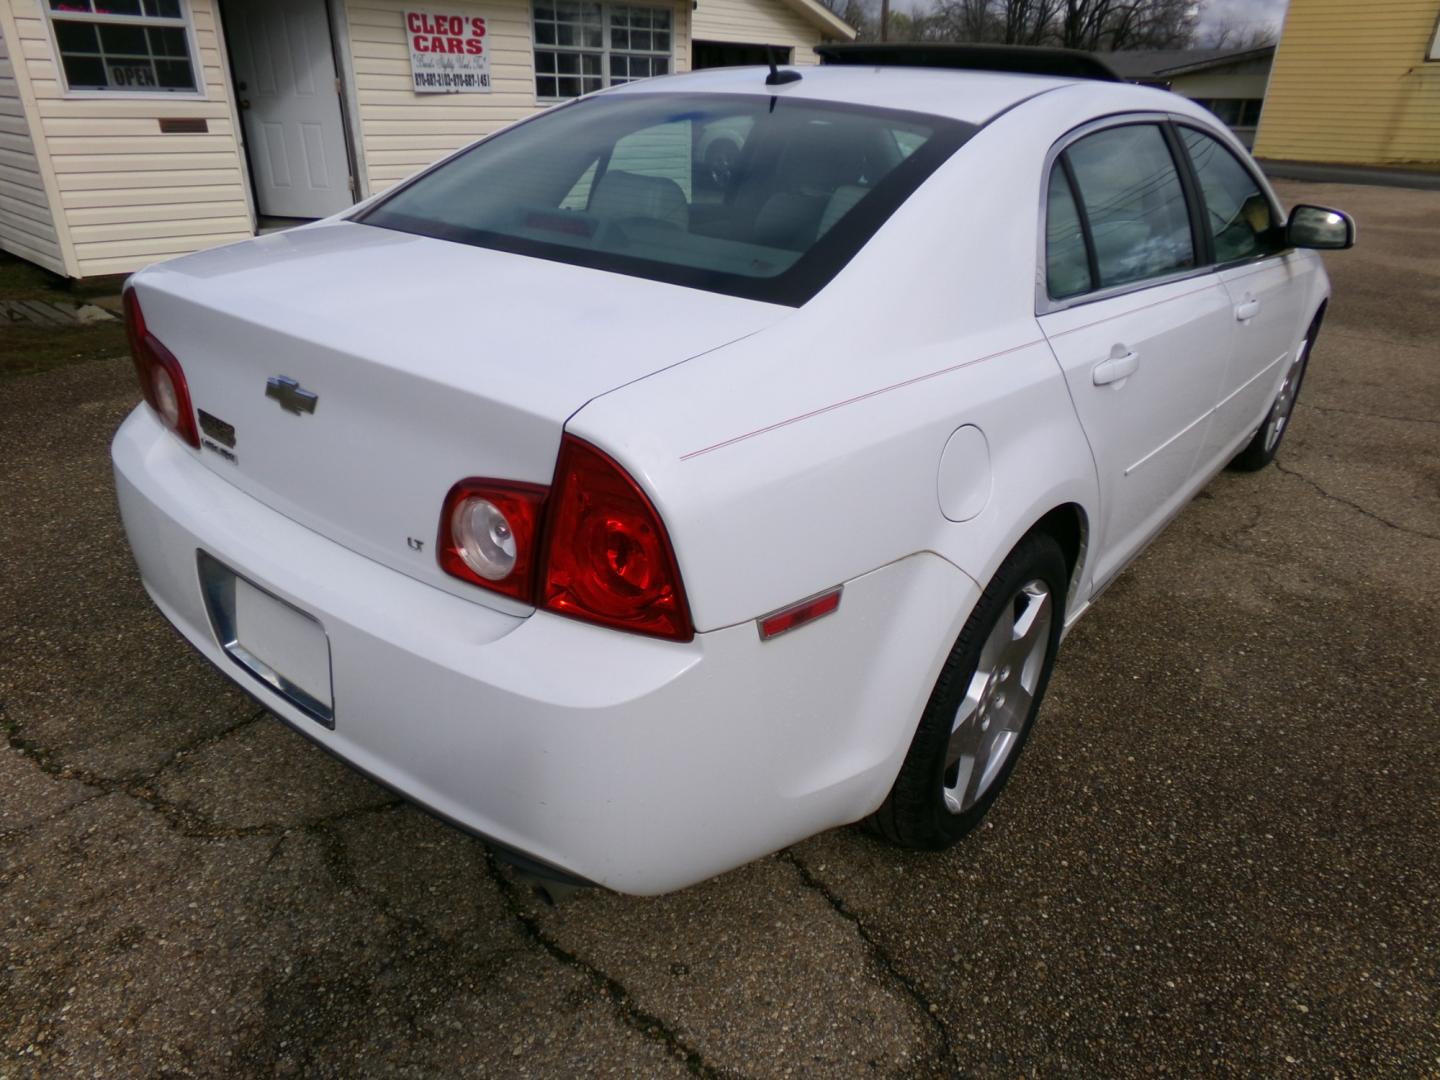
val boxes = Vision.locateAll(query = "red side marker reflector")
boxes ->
[758,587,842,641]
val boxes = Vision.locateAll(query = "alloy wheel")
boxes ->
[943,579,1053,814]
[1264,337,1310,453]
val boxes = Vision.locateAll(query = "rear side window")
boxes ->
[1062,124,1196,290]
[1179,126,1282,264]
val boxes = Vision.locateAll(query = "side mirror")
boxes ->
[1287,205,1356,250]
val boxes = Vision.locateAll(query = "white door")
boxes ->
[226,0,352,219]
[1173,125,1311,471]
[1038,122,1234,588]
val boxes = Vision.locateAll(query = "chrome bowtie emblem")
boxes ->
[265,376,318,415]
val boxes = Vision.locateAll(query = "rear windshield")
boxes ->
[358,92,974,306]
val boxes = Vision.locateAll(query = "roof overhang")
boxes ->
[778,0,857,41]
[1153,45,1275,77]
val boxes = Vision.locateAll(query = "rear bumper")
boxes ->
[112,406,978,894]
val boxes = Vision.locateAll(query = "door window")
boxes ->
[1179,127,1283,264]
[1063,125,1196,290]
[1045,166,1092,299]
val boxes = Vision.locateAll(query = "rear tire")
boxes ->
[1229,313,1321,472]
[865,532,1067,850]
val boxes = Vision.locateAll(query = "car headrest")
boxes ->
[588,170,689,231]
[818,184,868,237]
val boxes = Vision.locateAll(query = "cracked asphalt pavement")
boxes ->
[3,180,1437,1077]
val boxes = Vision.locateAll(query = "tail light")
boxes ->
[123,289,199,448]
[540,437,692,641]
[437,480,546,602]
[438,434,693,642]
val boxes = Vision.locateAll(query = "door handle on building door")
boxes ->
[1093,348,1139,386]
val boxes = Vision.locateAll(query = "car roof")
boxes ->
[603,64,1136,126]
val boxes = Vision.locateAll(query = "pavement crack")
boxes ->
[134,706,268,782]
[1300,402,1440,427]
[0,789,108,845]
[1,700,288,842]
[1273,462,1440,542]
[482,852,728,1078]
[1,700,402,844]
[779,851,957,1076]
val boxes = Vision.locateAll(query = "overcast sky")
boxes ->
[1194,0,1289,38]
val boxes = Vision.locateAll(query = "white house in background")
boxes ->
[0,0,853,280]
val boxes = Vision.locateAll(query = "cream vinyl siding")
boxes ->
[1256,0,1440,165]
[1167,57,1271,101]
[6,0,252,277]
[0,13,65,274]
[345,0,692,195]
[693,0,827,65]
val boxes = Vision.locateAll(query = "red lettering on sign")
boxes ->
[412,34,429,51]
[465,37,483,53]
[472,17,486,35]
[406,11,424,32]
[446,36,464,52]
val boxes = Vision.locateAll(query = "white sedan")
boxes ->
[112,56,1354,895]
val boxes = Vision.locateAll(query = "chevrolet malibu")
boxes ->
[112,57,1354,895]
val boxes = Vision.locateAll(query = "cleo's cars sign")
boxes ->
[405,10,491,93]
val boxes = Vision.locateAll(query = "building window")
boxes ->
[533,1,671,100]
[1196,99,1264,129]
[46,0,199,94]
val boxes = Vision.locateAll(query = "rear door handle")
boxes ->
[1093,350,1139,386]
[1236,297,1261,321]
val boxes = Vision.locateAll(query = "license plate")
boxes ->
[198,552,334,727]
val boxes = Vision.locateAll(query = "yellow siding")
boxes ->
[345,0,692,194]
[0,8,65,274]
[6,0,252,277]
[1255,0,1440,165]
[692,0,829,64]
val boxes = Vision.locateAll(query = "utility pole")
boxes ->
[880,0,890,39]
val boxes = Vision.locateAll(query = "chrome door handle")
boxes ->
[1093,350,1139,386]
[1236,297,1261,321]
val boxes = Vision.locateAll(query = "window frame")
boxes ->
[1036,112,1290,315]
[532,0,675,103]
[42,0,205,100]
[1172,120,1288,271]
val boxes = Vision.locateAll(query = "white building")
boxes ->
[0,0,852,279]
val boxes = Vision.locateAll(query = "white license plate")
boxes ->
[198,552,334,727]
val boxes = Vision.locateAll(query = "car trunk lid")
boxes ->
[133,221,785,611]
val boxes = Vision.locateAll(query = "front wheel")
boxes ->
[865,532,1068,850]
[1229,315,1320,472]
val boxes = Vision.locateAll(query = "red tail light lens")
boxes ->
[123,289,199,448]
[540,436,692,642]
[438,480,546,602]
[437,436,693,642]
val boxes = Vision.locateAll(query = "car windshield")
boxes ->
[358,92,974,306]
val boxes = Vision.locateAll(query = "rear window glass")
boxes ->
[359,93,974,306]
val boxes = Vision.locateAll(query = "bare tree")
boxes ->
[1055,0,1194,50]
[857,0,1197,48]
[999,0,1064,45]
[1196,19,1278,49]
[925,0,996,43]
